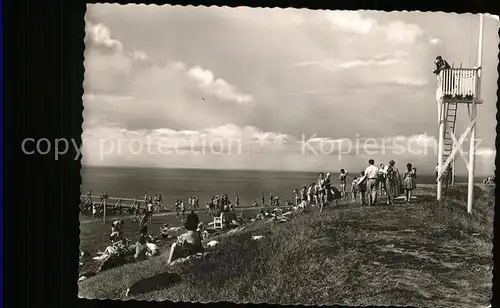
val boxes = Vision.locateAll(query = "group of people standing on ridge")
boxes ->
[294,172,342,213]
[350,159,418,206]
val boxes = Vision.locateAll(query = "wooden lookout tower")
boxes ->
[435,14,484,214]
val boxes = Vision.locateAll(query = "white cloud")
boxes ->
[324,11,377,34]
[383,21,423,44]
[84,20,255,110]
[338,58,401,68]
[387,76,428,86]
[85,22,124,53]
[187,66,254,105]
[131,50,148,61]
[429,37,442,45]
[323,12,423,45]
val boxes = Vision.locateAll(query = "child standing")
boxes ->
[351,177,358,202]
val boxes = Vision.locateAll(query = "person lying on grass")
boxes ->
[134,224,160,260]
[168,211,204,264]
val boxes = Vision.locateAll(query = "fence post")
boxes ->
[102,194,109,223]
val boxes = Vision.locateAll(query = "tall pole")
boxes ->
[437,99,445,200]
[467,13,484,213]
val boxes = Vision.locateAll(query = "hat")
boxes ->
[389,160,395,165]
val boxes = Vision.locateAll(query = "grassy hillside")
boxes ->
[78,184,494,307]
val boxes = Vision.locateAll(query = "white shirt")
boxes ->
[147,203,153,211]
[365,165,379,179]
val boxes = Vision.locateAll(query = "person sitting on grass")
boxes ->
[160,223,170,238]
[109,228,124,243]
[134,224,150,261]
[168,211,204,264]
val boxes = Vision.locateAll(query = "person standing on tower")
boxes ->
[433,56,451,75]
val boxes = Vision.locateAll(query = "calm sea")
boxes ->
[81,167,442,206]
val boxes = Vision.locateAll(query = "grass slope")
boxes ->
[78,184,494,307]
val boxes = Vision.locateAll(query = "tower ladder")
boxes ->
[442,102,458,185]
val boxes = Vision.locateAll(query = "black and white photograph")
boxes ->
[78,4,497,307]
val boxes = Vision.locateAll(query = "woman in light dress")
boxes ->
[385,160,402,205]
[339,169,348,198]
[403,163,417,203]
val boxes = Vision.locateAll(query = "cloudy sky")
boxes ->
[83,5,498,175]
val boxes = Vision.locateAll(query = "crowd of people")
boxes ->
[287,159,419,209]
[205,193,238,215]
[350,159,418,206]
[83,158,426,274]
[291,172,342,213]
[82,158,423,223]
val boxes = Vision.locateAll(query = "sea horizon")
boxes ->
[81,165,494,178]
[80,165,490,205]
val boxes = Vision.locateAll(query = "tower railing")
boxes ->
[437,68,479,99]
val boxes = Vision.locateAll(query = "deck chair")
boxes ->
[213,213,224,230]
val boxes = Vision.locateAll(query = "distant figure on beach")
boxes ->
[253,201,258,207]
[261,194,265,207]
[356,171,367,206]
[434,163,439,181]
[180,201,186,218]
[339,169,348,198]
[146,202,153,224]
[85,190,93,210]
[235,194,240,207]
[293,189,300,206]
[268,193,273,207]
[385,160,401,205]
[403,163,417,203]
[364,159,379,206]
[433,56,451,75]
